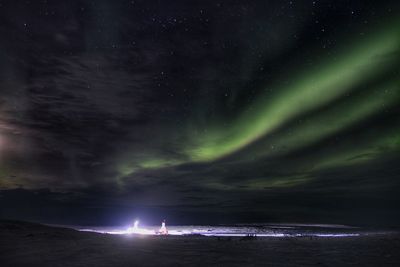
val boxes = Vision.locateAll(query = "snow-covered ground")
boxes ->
[75,223,382,237]
[1,221,400,267]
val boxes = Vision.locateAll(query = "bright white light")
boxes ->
[126,220,154,235]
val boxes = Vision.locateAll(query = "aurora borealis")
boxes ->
[0,0,399,225]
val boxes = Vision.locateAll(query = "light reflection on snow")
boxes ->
[78,224,363,238]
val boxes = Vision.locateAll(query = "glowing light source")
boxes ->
[126,220,154,235]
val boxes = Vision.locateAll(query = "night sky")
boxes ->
[0,0,399,226]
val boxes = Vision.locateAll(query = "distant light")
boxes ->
[125,219,153,235]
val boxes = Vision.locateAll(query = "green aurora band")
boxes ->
[117,19,400,186]
[186,22,400,162]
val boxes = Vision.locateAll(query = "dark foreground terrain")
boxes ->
[1,221,400,267]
